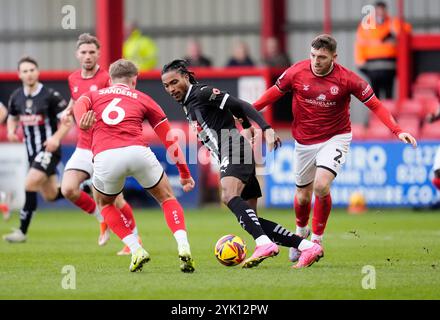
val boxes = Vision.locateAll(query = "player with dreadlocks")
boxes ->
[161,59,323,269]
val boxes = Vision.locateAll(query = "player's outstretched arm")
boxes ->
[364,95,416,148]
[0,103,8,123]
[73,97,94,130]
[252,85,285,111]
[154,119,194,192]
[6,116,20,142]
[44,119,73,152]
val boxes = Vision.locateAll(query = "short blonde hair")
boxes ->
[109,59,138,80]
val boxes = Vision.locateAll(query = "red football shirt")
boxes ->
[77,83,167,156]
[68,67,111,149]
[276,59,374,145]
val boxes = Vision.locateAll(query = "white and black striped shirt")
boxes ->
[8,83,67,159]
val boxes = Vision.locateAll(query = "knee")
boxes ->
[25,179,40,192]
[115,196,126,209]
[221,190,239,206]
[61,184,80,201]
[313,181,330,198]
[296,191,312,205]
[41,190,57,202]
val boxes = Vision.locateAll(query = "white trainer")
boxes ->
[289,226,311,262]
[3,229,27,243]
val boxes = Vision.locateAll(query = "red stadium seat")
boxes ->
[381,99,398,116]
[351,123,366,140]
[416,72,440,89]
[414,95,439,116]
[420,122,440,140]
[412,83,437,97]
[365,122,394,140]
[396,115,421,139]
[399,99,424,117]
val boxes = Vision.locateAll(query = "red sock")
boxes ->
[312,194,332,236]
[119,202,136,231]
[433,177,440,190]
[101,205,132,240]
[73,191,96,214]
[294,195,311,228]
[162,198,186,233]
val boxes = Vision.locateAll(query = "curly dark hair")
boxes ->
[162,59,197,84]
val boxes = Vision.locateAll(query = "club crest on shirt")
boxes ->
[330,86,339,95]
[25,99,33,114]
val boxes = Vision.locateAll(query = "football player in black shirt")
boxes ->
[3,57,70,243]
[162,60,323,268]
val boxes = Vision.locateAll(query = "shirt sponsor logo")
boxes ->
[316,94,327,101]
[25,99,33,114]
[19,114,44,126]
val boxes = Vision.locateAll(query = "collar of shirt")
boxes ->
[81,65,100,79]
[23,82,43,97]
[183,84,193,104]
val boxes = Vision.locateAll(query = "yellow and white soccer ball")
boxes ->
[214,234,247,266]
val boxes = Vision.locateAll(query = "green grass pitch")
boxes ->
[0,207,439,300]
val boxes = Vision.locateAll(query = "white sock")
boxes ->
[255,235,272,246]
[122,233,141,253]
[174,229,190,251]
[298,239,315,251]
[93,207,104,223]
[296,226,308,237]
[311,233,323,242]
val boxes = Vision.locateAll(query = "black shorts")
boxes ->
[29,151,61,177]
[241,174,262,200]
[219,143,262,200]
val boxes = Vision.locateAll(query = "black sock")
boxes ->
[259,217,303,248]
[53,187,64,201]
[227,196,265,240]
[19,191,38,234]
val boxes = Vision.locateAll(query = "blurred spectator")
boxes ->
[263,37,291,68]
[123,24,158,71]
[226,41,255,67]
[0,101,7,123]
[184,39,212,67]
[355,1,411,99]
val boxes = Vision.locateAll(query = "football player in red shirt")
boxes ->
[61,34,138,254]
[74,59,195,273]
[253,34,417,264]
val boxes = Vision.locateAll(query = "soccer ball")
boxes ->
[214,234,247,266]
